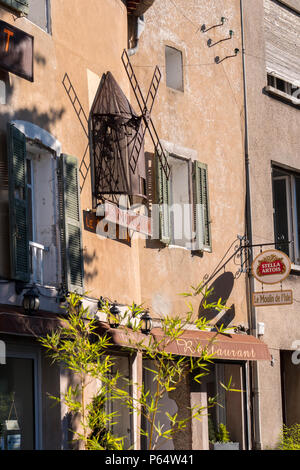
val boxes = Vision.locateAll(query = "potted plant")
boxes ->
[211,422,240,450]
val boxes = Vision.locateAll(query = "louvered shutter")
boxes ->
[156,152,170,244]
[193,161,211,252]
[7,123,30,282]
[58,154,84,294]
[0,0,29,15]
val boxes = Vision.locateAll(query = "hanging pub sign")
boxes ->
[0,19,34,82]
[251,249,292,285]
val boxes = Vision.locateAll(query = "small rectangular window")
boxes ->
[27,0,51,33]
[165,46,184,92]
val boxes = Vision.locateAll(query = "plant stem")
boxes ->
[148,374,160,450]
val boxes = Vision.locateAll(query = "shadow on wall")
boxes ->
[198,272,235,328]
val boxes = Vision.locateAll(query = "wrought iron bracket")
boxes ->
[199,235,292,291]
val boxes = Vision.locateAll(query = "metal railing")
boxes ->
[29,241,45,285]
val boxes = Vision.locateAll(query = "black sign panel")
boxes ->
[0,19,33,82]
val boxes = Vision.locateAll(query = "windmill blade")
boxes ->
[122,49,147,115]
[147,117,170,180]
[122,49,170,179]
[145,65,162,114]
[128,118,147,174]
[128,65,162,173]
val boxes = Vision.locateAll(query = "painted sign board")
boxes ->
[0,19,34,82]
[253,290,293,307]
[251,249,291,285]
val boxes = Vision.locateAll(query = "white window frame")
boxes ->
[168,154,193,249]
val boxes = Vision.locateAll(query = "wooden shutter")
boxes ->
[193,161,211,252]
[264,0,300,84]
[156,152,170,244]
[0,0,29,15]
[7,123,30,282]
[58,154,84,294]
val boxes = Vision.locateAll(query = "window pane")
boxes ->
[165,46,184,91]
[273,178,290,256]
[0,358,35,450]
[27,0,50,33]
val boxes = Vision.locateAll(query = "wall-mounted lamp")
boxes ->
[22,287,40,314]
[140,310,153,335]
[200,17,227,34]
[108,302,121,329]
[215,48,240,64]
[229,30,234,38]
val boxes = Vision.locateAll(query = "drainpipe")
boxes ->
[128,15,145,56]
[240,0,262,450]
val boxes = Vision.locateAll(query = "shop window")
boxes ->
[156,153,211,251]
[272,167,300,264]
[27,0,51,34]
[0,356,37,450]
[165,46,184,92]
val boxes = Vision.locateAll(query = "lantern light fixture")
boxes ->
[108,302,121,329]
[22,287,40,314]
[140,310,153,335]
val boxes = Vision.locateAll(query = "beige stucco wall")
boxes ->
[243,0,300,449]
[126,0,247,325]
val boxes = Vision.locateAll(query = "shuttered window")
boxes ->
[7,123,30,282]
[264,0,300,85]
[193,161,211,252]
[58,154,84,294]
[156,153,171,245]
[0,0,29,15]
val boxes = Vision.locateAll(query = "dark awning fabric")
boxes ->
[0,305,66,337]
[96,323,271,362]
[0,308,271,362]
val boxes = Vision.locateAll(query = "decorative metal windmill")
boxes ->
[89,50,170,204]
[121,48,170,180]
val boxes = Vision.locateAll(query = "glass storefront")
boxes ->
[0,357,36,450]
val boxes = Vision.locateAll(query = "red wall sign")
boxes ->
[251,249,292,285]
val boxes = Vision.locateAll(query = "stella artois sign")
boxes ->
[251,249,291,285]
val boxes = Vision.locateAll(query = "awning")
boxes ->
[0,309,271,362]
[0,305,66,338]
[96,323,271,361]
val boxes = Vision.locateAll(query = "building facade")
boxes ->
[0,0,286,451]
[242,0,300,450]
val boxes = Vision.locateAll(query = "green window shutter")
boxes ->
[156,152,171,244]
[7,123,30,282]
[193,161,212,252]
[58,154,84,294]
[0,0,29,15]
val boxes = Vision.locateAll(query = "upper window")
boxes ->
[264,0,300,99]
[156,153,211,251]
[165,46,184,92]
[27,0,51,33]
[273,167,300,265]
